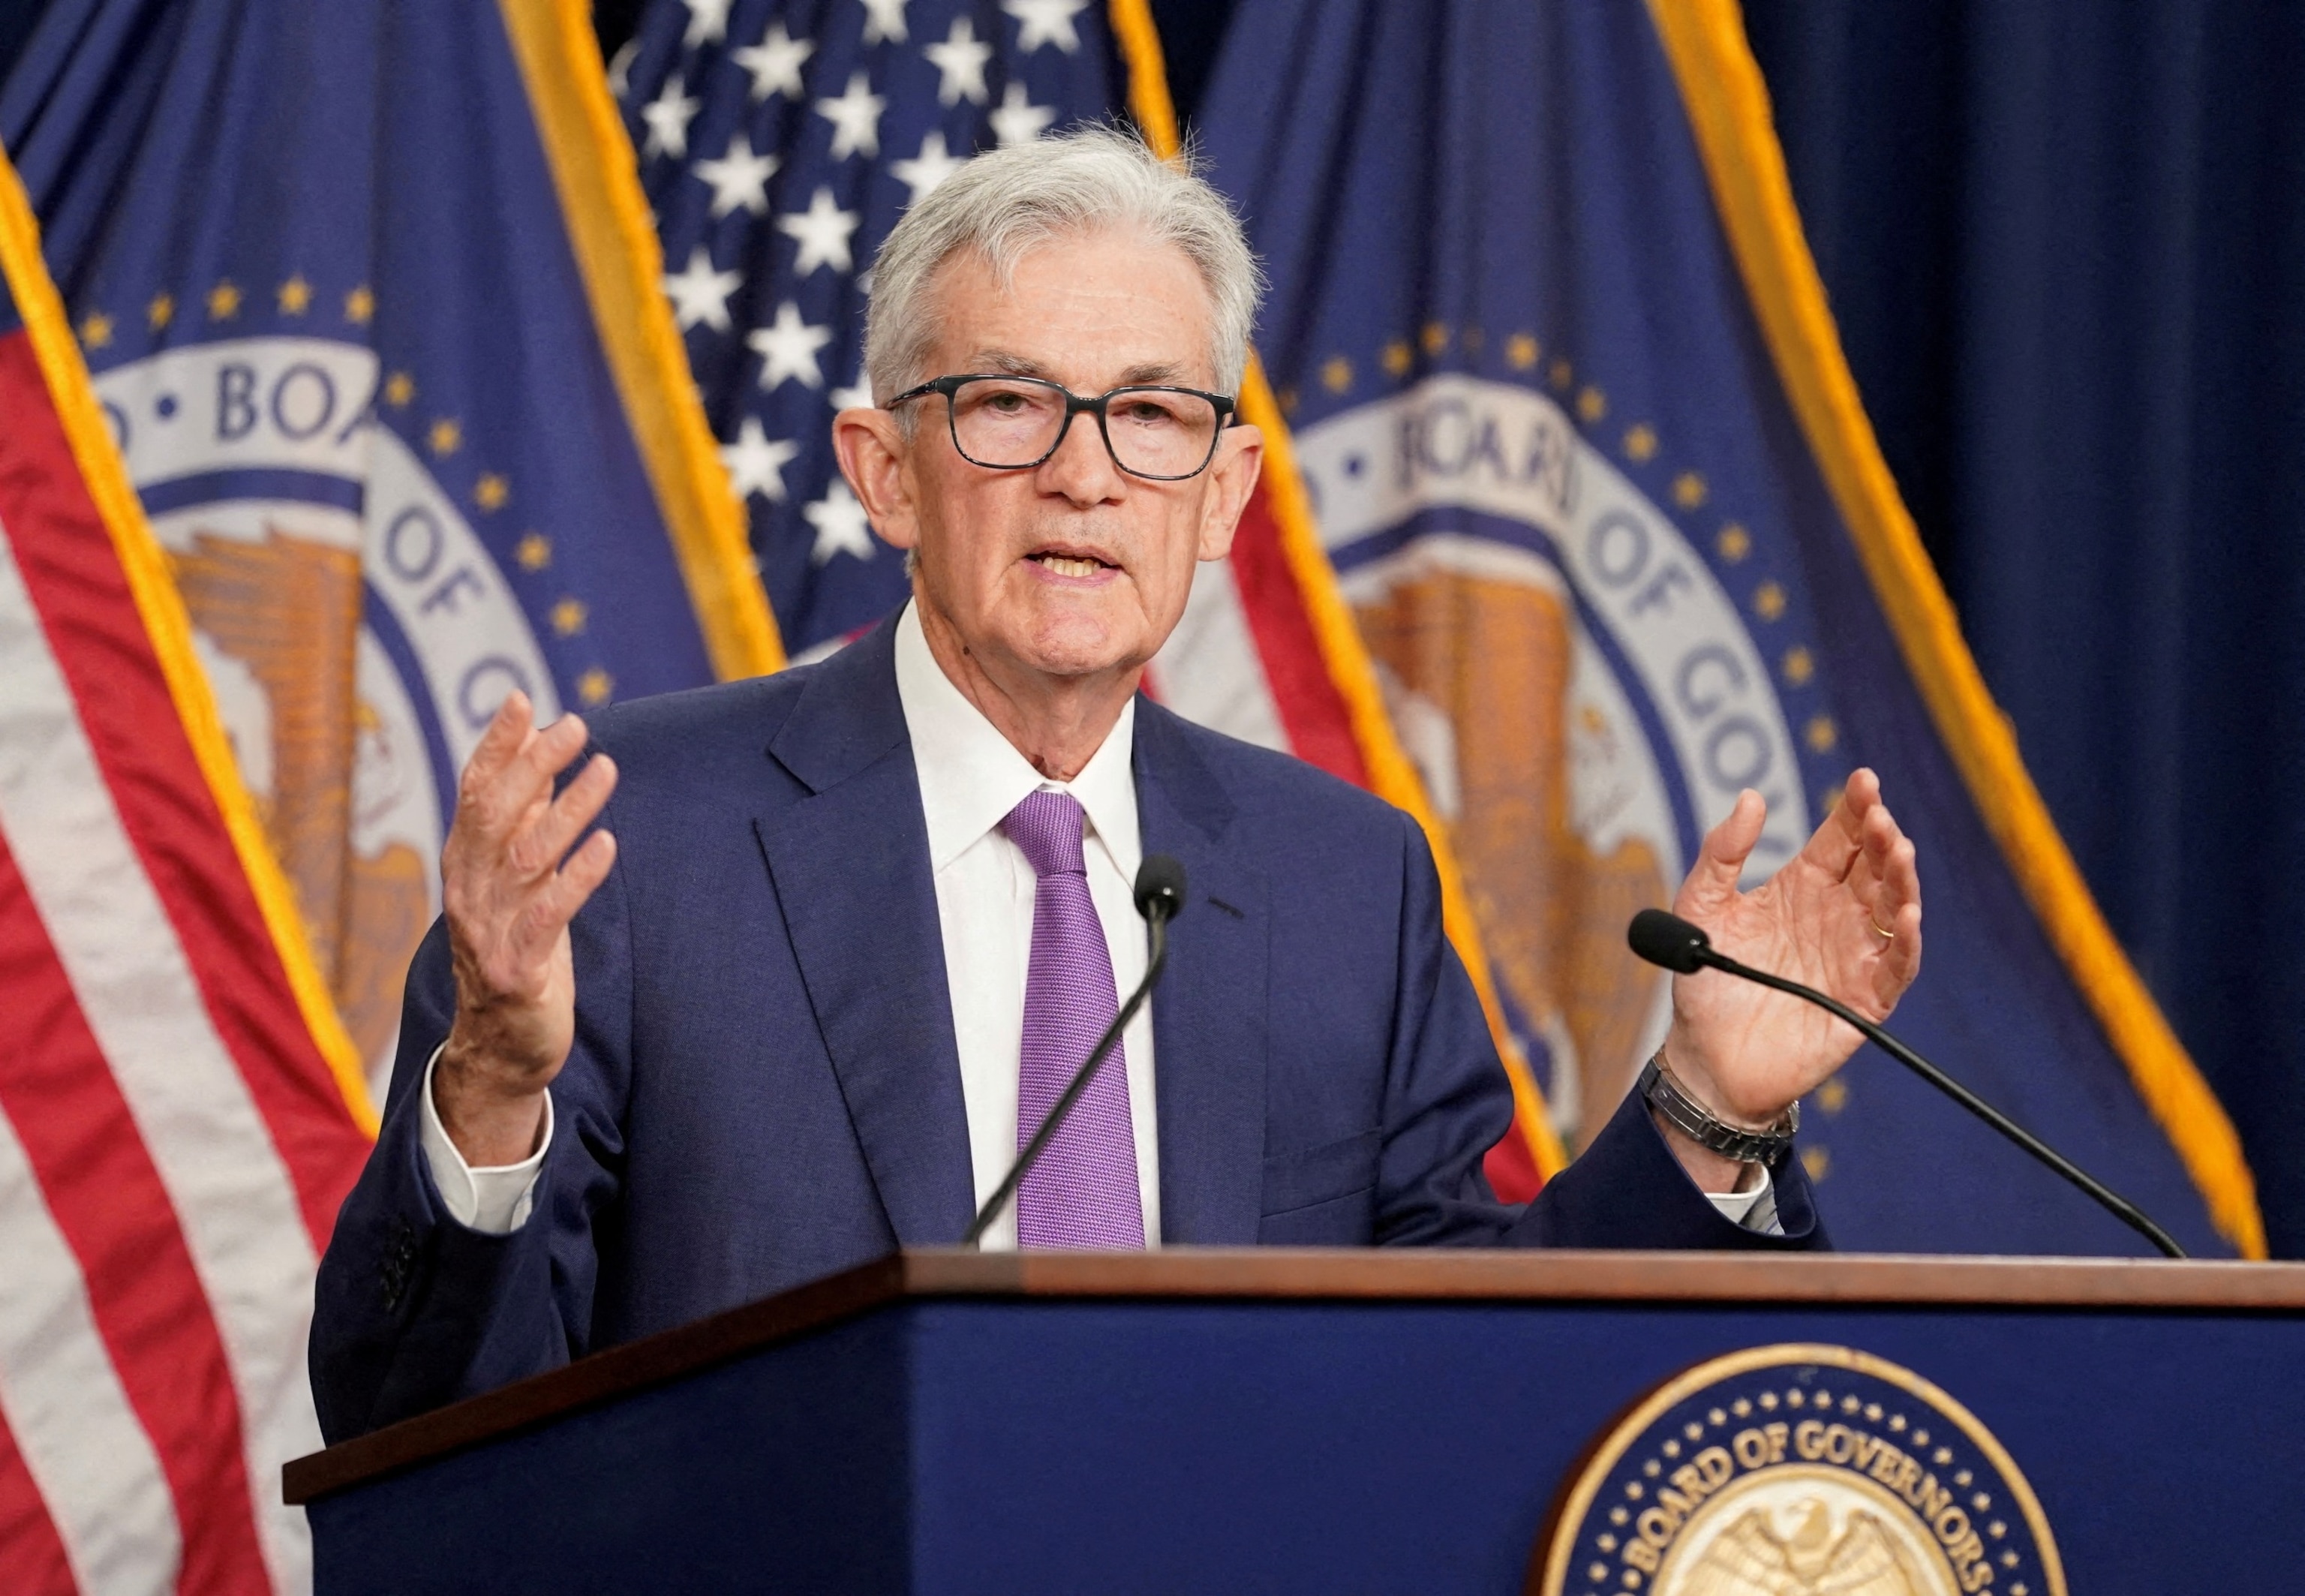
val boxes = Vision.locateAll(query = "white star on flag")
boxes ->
[694,134,778,216]
[815,71,887,161]
[925,17,993,106]
[829,373,876,413]
[732,21,813,102]
[681,0,731,48]
[1002,0,1089,54]
[860,0,909,46]
[805,480,877,564]
[989,83,1057,148]
[891,131,969,206]
[663,247,743,331]
[776,187,861,275]
[747,302,833,389]
[640,80,700,159]
[720,416,801,503]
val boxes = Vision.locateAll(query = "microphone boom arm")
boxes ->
[1694,942,2188,1260]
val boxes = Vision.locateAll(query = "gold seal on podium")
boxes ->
[1531,1345,2065,1596]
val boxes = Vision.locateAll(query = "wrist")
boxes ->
[434,1036,550,1168]
[1642,1051,1796,1194]
[1656,1020,1797,1130]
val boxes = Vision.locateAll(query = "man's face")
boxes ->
[847,228,1261,685]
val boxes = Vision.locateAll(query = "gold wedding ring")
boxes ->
[1868,914,1896,941]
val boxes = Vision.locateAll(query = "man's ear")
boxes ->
[1195,423,1264,562]
[832,407,919,552]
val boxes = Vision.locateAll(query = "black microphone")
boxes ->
[1625,907,2188,1259]
[963,855,1188,1248]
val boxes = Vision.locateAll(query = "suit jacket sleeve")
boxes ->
[308,828,635,1443]
[1370,810,1824,1251]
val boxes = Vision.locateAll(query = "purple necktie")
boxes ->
[1001,790,1143,1249]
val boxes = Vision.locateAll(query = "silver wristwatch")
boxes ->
[1639,1051,1798,1164]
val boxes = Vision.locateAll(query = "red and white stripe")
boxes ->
[0,326,371,1593]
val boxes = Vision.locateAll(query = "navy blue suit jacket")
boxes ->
[311,618,1818,1442]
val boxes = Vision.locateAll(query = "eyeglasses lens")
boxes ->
[948,378,1219,476]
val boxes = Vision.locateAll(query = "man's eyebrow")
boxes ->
[964,350,1054,379]
[958,352,1204,389]
[1117,361,1192,386]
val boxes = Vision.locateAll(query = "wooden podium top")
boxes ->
[282,1247,2305,1505]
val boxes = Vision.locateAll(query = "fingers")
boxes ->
[1869,809,1922,991]
[507,829,618,968]
[1799,766,1881,880]
[1677,789,1767,915]
[1838,777,1912,910]
[444,696,615,991]
[459,689,535,794]
[508,753,618,880]
[455,696,590,845]
[1821,769,1922,993]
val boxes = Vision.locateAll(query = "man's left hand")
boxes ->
[1657,768,1921,1186]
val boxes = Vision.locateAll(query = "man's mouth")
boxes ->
[1027,547,1118,579]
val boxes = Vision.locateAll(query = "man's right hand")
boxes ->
[433,691,618,1168]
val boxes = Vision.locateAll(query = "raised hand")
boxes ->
[433,692,618,1167]
[1657,768,1921,1185]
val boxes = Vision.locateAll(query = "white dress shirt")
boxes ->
[891,600,1161,1249]
[421,600,1772,1235]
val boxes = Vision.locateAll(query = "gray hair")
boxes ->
[862,125,1264,409]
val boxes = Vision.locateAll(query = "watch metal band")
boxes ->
[1639,1052,1798,1165]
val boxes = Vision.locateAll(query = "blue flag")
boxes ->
[616,0,1125,653]
[0,1,780,1095]
[1194,0,2260,1255]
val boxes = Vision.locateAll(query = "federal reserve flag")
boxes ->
[1,0,780,1102]
[1194,0,2261,1255]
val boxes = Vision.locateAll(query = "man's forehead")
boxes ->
[926,230,1216,384]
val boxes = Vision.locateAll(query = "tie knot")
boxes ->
[1001,789,1087,878]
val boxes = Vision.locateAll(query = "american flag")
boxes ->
[616,0,1125,654]
[0,155,372,1593]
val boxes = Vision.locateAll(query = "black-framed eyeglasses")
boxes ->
[886,374,1238,481]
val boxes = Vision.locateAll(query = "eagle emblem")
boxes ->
[1680,1500,1931,1596]
[170,525,433,1072]
[1356,570,1669,1140]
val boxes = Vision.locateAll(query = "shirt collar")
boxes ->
[894,600,1140,878]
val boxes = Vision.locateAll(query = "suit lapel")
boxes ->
[753,622,975,1245]
[1137,703,1269,1246]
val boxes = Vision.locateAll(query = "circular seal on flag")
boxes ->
[1531,1344,2064,1596]
[1291,374,1817,1140]
[89,335,558,1091]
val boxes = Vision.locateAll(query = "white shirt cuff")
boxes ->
[1705,1164,1781,1236]
[418,1043,551,1234]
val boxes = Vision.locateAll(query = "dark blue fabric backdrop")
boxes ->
[1741,2,2305,1256]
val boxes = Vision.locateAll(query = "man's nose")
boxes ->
[1035,408,1124,504]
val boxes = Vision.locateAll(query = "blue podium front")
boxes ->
[287,1250,2305,1594]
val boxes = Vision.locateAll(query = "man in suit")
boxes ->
[312,131,1922,1441]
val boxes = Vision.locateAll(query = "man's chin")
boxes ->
[1007,613,1153,681]
[991,588,1153,675]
